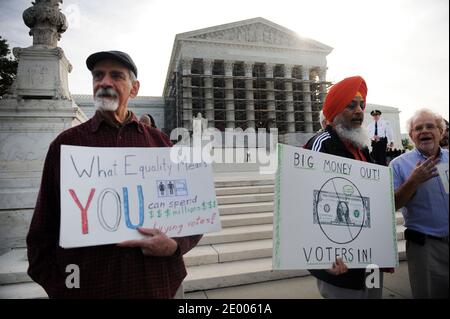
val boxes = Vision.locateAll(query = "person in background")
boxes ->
[439,119,449,149]
[367,110,394,166]
[319,109,328,131]
[140,113,157,128]
[390,108,448,299]
[26,50,201,298]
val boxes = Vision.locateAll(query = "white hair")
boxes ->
[94,87,119,111]
[406,108,444,135]
[129,70,137,82]
[94,98,119,111]
[334,116,369,149]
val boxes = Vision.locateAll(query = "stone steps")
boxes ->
[0,281,47,299]
[221,212,273,228]
[218,202,274,215]
[200,222,405,246]
[0,249,29,285]
[214,178,274,188]
[199,224,273,245]
[217,193,274,205]
[0,175,408,298]
[184,257,308,292]
[0,241,408,298]
[0,224,407,286]
[185,243,407,292]
[215,185,274,196]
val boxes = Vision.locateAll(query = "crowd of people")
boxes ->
[26,51,448,299]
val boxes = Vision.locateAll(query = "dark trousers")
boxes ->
[371,138,388,166]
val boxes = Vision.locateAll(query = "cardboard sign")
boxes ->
[60,145,221,248]
[436,162,449,194]
[273,144,398,270]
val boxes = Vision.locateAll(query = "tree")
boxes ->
[0,36,18,97]
[401,137,413,150]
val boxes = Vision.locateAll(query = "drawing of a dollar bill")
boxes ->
[313,190,370,228]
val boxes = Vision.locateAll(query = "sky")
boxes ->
[0,0,448,133]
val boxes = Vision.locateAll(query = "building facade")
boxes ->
[163,17,333,142]
[73,18,403,148]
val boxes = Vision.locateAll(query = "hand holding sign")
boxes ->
[326,257,348,276]
[117,227,178,257]
[60,145,221,248]
[273,144,398,270]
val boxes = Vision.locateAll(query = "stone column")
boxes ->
[203,59,214,128]
[244,61,255,130]
[265,63,276,129]
[284,64,295,133]
[318,67,327,106]
[301,65,313,133]
[224,60,235,129]
[182,58,193,130]
[0,0,87,251]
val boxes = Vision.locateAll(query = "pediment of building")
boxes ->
[179,18,332,52]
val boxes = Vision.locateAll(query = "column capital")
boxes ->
[224,60,234,76]
[203,59,214,75]
[244,61,254,77]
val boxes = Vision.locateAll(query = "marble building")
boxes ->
[163,17,333,145]
[73,17,402,148]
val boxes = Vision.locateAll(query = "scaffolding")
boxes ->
[165,59,331,135]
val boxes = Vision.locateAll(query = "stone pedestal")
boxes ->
[0,98,87,250]
[12,46,72,100]
[0,0,87,251]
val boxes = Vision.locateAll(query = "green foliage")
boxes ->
[0,36,18,97]
[401,138,413,150]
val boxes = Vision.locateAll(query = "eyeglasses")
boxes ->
[345,100,366,111]
[413,123,439,132]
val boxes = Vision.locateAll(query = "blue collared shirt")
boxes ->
[390,148,449,237]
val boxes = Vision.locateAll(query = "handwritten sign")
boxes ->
[273,144,398,270]
[60,145,221,248]
[437,163,449,194]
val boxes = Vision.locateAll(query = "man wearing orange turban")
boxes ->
[304,76,393,298]
[322,75,368,123]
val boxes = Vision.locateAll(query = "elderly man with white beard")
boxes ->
[304,75,394,299]
[26,51,202,298]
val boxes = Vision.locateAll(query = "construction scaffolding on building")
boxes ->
[165,59,331,137]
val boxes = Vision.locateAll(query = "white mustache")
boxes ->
[95,87,118,99]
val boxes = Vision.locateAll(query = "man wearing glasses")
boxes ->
[390,109,448,298]
[304,76,392,298]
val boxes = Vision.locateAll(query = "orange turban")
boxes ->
[322,76,367,122]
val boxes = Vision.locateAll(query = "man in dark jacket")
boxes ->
[26,51,201,298]
[304,75,392,298]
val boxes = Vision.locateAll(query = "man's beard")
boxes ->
[94,88,119,111]
[334,119,369,149]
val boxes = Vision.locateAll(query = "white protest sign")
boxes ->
[436,163,449,194]
[60,145,221,248]
[273,144,398,270]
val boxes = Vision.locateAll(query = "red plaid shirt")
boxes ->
[26,111,202,298]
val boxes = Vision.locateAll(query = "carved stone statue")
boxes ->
[193,112,208,133]
[23,0,68,47]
